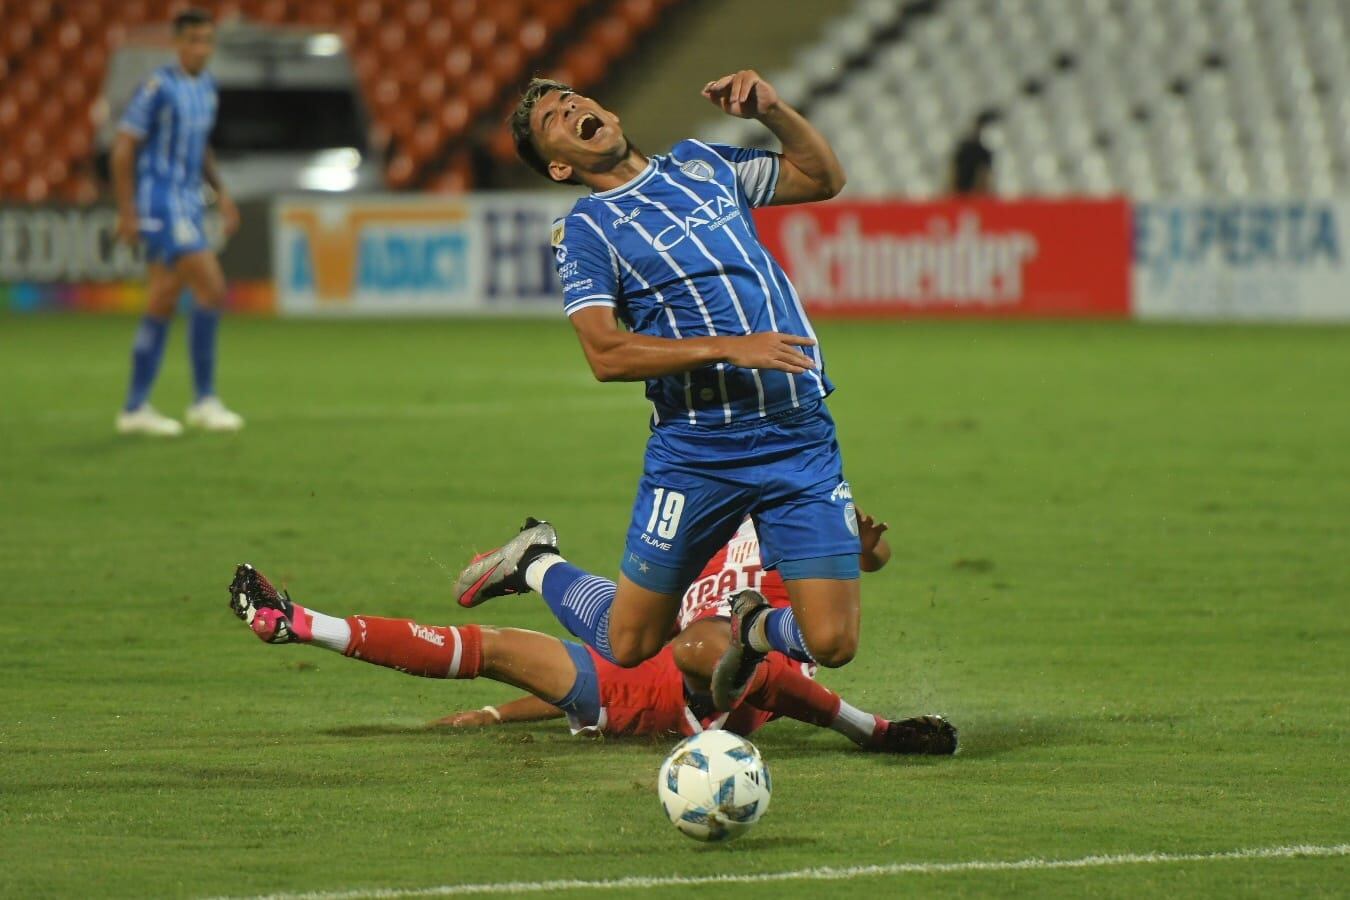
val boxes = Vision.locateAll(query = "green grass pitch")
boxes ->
[1,315,1346,898]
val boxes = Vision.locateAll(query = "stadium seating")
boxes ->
[698,0,1350,198]
[0,0,677,200]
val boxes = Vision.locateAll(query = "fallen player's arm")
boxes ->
[569,306,816,382]
[429,694,564,728]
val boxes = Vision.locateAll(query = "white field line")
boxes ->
[204,843,1349,900]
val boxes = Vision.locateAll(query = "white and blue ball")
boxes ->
[657,729,771,842]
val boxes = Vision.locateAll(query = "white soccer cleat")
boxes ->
[186,396,244,431]
[454,517,559,608]
[116,404,184,437]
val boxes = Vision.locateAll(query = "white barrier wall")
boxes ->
[273,193,577,315]
[1133,200,1349,321]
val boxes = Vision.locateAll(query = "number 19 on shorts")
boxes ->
[645,488,685,540]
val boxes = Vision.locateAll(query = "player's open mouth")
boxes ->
[575,113,602,141]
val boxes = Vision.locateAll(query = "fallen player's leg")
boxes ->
[226,563,601,728]
[675,617,958,755]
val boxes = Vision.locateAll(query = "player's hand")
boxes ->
[702,70,781,119]
[428,709,498,728]
[856,506,891,573]
[723,332,817,374]
[856,507,889,555]
[218,193,240,238]
[115,210,139,245]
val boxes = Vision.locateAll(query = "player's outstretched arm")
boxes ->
[702,69,846,205]
[430,694,564,728]
[570,306,817,382]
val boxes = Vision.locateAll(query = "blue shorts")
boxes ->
[139,204,208,265]
[621,401,861,594]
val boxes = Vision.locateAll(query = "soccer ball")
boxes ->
[657,729,771,842]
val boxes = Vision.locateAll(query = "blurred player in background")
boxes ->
[112,8,243,436]
[457,70,861,712]
[226,510,955,754]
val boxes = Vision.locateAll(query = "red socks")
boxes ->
[343,616,483,679]
[742,654,842,727]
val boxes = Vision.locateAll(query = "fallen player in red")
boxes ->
[226,512,955,754]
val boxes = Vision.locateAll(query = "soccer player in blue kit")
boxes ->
[112,8,243,436]
[456,70,856,710]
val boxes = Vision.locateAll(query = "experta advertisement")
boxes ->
[1133,200,1349,321]
[752,198,1132,317]
[273,193,576,315]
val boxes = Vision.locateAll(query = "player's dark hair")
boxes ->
[173,8,213,33]
[511,77,578,184]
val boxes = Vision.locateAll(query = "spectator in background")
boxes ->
[948,110,997,195]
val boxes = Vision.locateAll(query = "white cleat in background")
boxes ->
[116,405,184,437]
[185,396,245,432]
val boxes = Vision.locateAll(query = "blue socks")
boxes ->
[531,558,816,667]
[124,316,170,412]
[759,607,815,663]
[189,307,219,401]
[540,562,618,664]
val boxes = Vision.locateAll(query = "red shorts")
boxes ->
[587,647,688,738]
[586,646,809,740]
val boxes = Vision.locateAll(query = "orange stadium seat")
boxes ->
[439,96,472,140]
[386,150,416,188]
[0,157,25,198]
[617,0,660,31]
[443,44,474,81]
[404,0,433,29]
[24,174,50,203]
[26,1,55,28]
[5,21,35,58]
[409,120,445,166]
[377,21,407,56]
[0,96,18,132]
[422,18,455,54]
[355,0,382,30]
[590,17,634,61]
[418,72,448,107]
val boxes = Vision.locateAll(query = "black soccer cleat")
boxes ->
[710,589,771,711]
[872,714,960,755]
[228,563,301,644]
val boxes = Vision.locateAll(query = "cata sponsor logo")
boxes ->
[648,195,741,252]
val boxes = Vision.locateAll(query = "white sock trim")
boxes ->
[831,699,877,746]
[524,553,565,594]
[746,610,773,654]
[308,610,351,653]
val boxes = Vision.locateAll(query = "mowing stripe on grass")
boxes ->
[208,843,1349,899]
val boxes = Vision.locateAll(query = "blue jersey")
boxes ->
[117,64,217,221]
[552,139,832,427]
